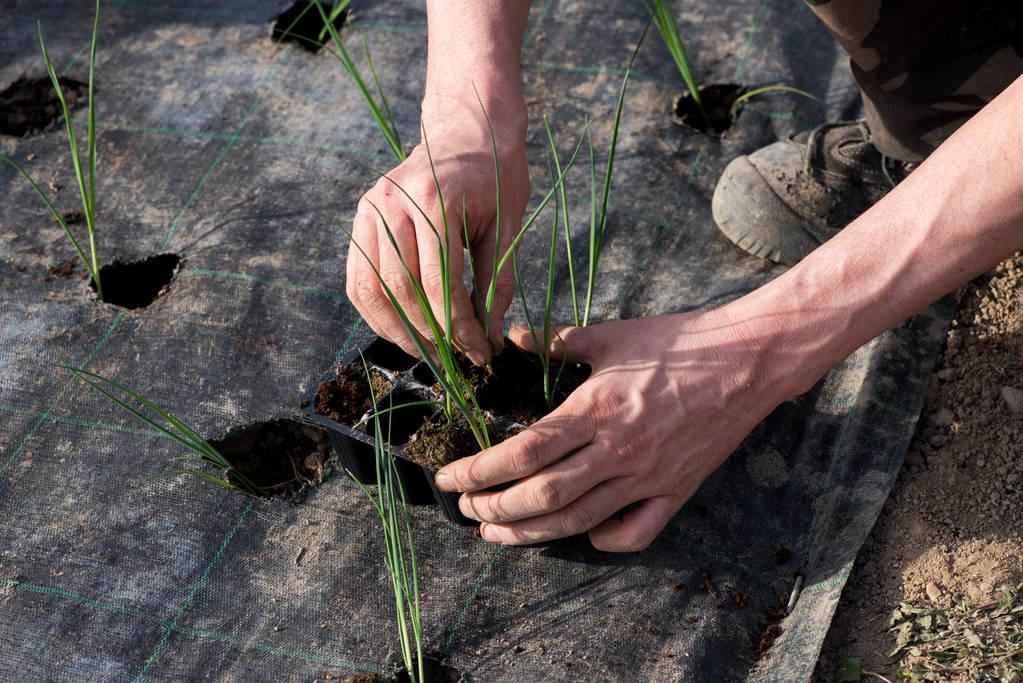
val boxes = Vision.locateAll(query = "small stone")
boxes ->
[929,434,948,448]
[937,368,954,381]
[999,386,1023,415]
[929,408,954,428]
[925,582,943,603]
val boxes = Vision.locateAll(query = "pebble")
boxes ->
[929,408,954,428]
[1000,385,1023,415]
[925,582,943,603]
[937,368,954,381]
[929,434,948,448]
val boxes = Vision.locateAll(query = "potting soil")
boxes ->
[0,1,955,681]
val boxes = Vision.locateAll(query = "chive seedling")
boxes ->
[348,357,424,683]
[2,0,103,297]
[61,366,265,496]
[645,0,707,128]
[349,109,584,452]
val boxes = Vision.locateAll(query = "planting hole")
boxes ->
[362,388,433,445]
[394,658,462,683]
[363,337,419,372]
[91,253,180,309]
[316,366,393,427]
[271,0,348,53]
[0,76,88,137]
[674,83,745,138]
[208,419,332,498]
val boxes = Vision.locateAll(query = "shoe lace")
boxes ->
[801,121,852,179]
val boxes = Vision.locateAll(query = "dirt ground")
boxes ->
[813,252,1023,681]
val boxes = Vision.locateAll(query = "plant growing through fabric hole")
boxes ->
[61,366,266,496]
[2,0,104,297]
[272,0,404,162]
[645,0,707,127]
[646,1,817,127]
[348,105,584,452]
[347,356,424,683]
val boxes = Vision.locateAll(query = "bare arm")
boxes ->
[437,74,1023,551]
[347,1,530,365]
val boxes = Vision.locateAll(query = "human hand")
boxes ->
[433,308,794,551]
[346,98,529,366]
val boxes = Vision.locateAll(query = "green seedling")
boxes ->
[349,109,584,451]
[314,0,405,162]
[2,0,103,297]
[728,83,819,118]
[62,366,265,496]
[271,1,403,162]
[348,357,424,683]
[645,0,707,128]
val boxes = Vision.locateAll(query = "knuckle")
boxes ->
[511,435,544,475]
[420,267,447,297]
[563,502,596,534]
[532,478,562,512]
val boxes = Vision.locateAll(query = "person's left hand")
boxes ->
[433,308,793,551]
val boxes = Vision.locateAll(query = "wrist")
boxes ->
[422,77,527,144]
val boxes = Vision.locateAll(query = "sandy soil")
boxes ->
[814,252,1023,681]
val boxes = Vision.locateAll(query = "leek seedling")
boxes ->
[62,366,265,496]
[2,0,103,297]
[513,127,568,410]
[314,0,405,163]
[349,111,584,451]
[645,0,707,128]
[544,27,645,328]
[348,358,424,683]
[728,83,820,118]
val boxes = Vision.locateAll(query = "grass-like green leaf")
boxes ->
[61,365,265,496]
[3,0,103,296]
[645,0,707,127]
[728,84,820,118]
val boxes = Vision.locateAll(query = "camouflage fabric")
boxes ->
[806,0,1023,161]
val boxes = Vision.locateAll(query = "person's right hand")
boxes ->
[346,97,529,366]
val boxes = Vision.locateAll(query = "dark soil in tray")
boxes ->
[673,83,745,138]
[271,0,348,53]
[404,413,521,471]
[92,253,180,309]
[439,340,590,424]
[315,365,393,426]
[208,419,331,498]
[0,76,88,137]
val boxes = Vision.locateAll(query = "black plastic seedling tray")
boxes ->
[302,337,484,526]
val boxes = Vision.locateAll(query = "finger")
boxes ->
[413,211,491,366]
[347,209,423,359]
[508,323,608,365]
[374,209,438,360]
[434,398,595,492]
[479,477,636,545]
[588,495,682,553]
[459,443,619,523]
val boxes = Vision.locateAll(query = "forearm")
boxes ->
[735,74,1023,398]
[422,1,530,136]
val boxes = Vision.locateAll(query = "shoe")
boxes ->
[712,121,916,265]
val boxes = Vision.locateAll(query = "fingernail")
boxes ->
[458,494,477,519]
[479,523,497,542]
[434,470,454,491]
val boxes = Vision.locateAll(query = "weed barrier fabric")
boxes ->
[0,1,954,681]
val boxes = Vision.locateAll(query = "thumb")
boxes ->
[508,323,609,364]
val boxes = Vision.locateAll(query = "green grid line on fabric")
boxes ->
[0,577,387,675]
[442,546,507,654]
[1,402,167,439]
[133,500,255,680]
[733,0,772,79]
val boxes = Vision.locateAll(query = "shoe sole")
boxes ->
[711,156,821,266]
